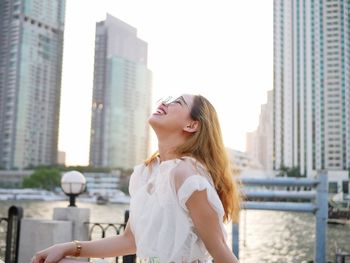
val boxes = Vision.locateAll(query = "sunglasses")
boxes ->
[157,96,189,108]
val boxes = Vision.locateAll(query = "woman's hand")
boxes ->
[30,242,74,263]
[30,221,136,262]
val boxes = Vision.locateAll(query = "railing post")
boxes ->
[334,250,350,263]
[314,171,328,263]
[232,223,239,259]
[122,210,136,263]
[5,206,23,263]
[335,253,345,263]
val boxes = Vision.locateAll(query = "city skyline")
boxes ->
[59,0,273,165]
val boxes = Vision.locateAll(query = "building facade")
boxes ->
[89,14,152,170]
[0,0,65,169]
[247,90,274,171]
[273,0,350,177]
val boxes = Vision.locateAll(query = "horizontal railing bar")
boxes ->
[243,190,317,200]
[239,177,319,187]
[242,201,317,213]
[84,221,125,225]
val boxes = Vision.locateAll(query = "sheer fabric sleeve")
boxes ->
[128,163,147,197]
[177,175,225,219]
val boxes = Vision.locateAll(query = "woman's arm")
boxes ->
[186,190,239,263]
[32,221,136,263]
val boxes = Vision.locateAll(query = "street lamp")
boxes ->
[61,171,86,207]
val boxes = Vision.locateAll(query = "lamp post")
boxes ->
[61,171,86,207]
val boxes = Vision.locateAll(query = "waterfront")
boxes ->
[0,200,349,263]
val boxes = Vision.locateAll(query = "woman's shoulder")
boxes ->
[172,156,213,190]
[173,157,198,175]
[129,163,150,196]
[133,162,147,174]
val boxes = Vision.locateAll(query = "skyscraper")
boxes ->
[247,90,274,171]
[0,0,65,169]
[273,0,350,177]
[90,14,152,170]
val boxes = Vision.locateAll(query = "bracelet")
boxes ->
[73,240,82,257]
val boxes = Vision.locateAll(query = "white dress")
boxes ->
[128,156,227,263]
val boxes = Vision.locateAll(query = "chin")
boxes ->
[148,115,165,134]
[148,114,158,127]
[148,114,154,123]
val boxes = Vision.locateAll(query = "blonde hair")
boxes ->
[145,95,241,223]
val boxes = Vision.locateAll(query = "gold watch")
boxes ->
[73,240,82,257]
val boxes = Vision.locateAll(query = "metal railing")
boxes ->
[0,206,23,263]
[232,171,328,263]
[86,210,136,263]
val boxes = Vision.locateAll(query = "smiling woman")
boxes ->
[32,94,241,263]
[149,95,196,135]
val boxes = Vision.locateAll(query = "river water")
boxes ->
[0,200,349,263]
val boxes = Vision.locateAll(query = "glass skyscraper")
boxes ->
[0,0,65,169]
[90,14,152,170]
[273,0,350,177]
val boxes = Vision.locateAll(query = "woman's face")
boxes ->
[148,94,195,134]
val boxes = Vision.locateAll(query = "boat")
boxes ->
[328,192,350,225]
[108,190,130,204]
[76,190,130,204]
[96,195,108,205]
[77,195,96,203]
[327,218,350,225]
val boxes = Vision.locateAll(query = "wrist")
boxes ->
[61,242,77,257]
[73,240,82,257]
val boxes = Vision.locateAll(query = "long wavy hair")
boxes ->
[145,95,241,223]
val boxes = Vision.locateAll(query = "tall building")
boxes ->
[273,0,350,177]
[246,90,273,171]
[247,90,274,171]
[246,131,258,162]
[90,14,152,170]
[0,0,65,169]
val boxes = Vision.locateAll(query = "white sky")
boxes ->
[59,0,273,166]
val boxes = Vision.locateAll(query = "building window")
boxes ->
[329,182,338,193]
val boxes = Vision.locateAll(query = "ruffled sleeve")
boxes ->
[177,175,225,219]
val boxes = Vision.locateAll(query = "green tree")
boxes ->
[277,165,290,177]
[277,165,304,178]
[287,166,302,178]
[22,168,61,191]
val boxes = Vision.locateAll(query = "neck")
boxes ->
[156,133,186,162]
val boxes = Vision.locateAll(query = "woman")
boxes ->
[31,94,241,263]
